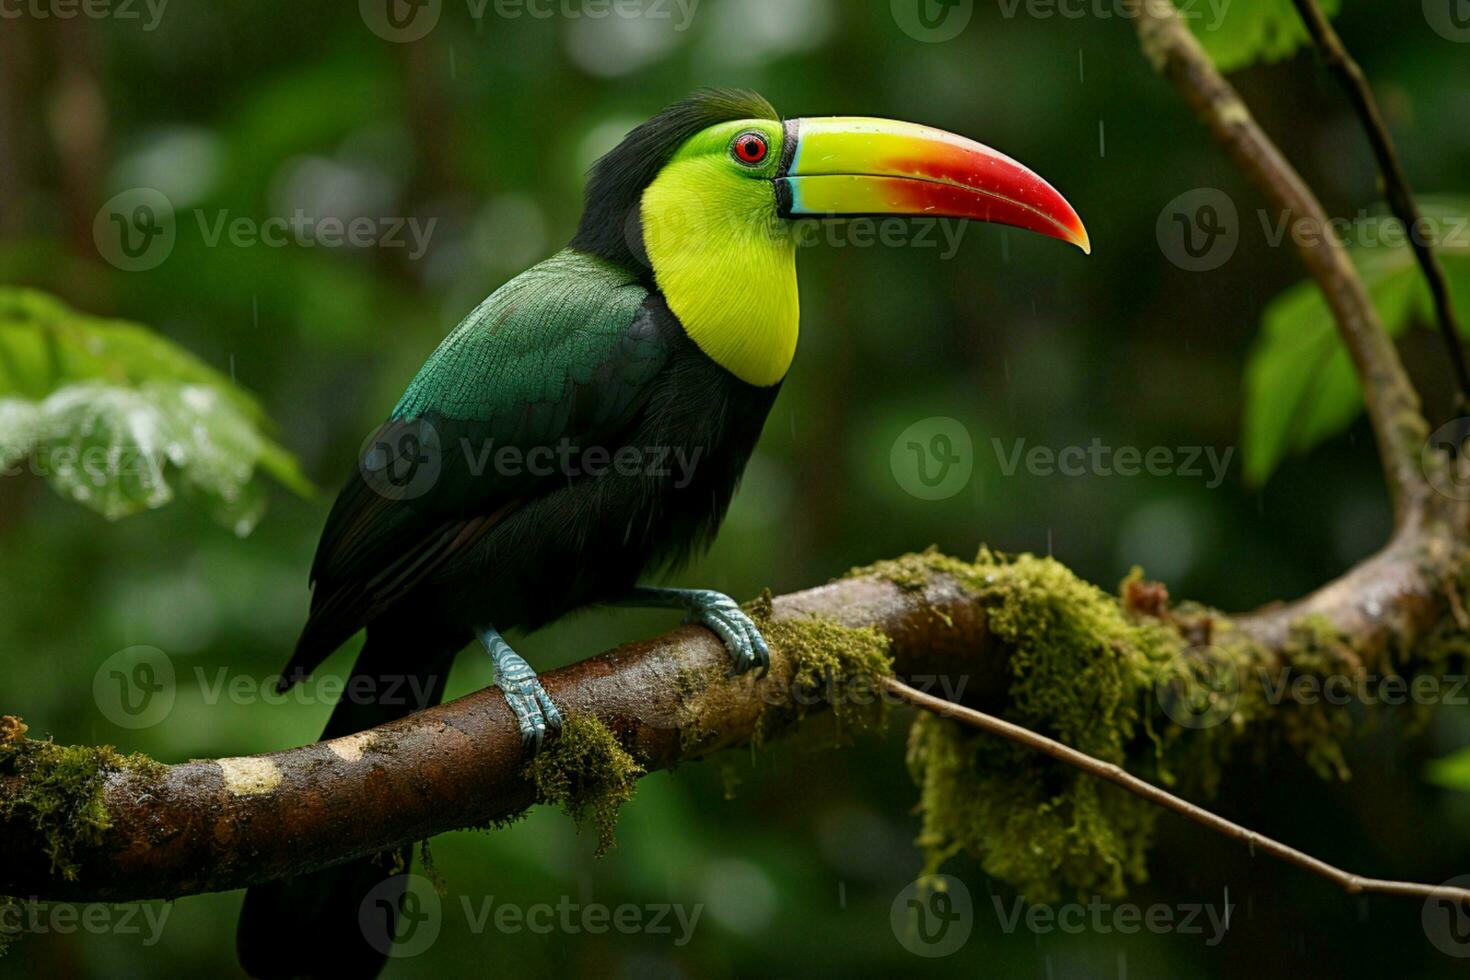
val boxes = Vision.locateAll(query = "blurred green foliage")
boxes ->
[1242,199,1470,484]
[1183,0,1342,71]
[1426,744,1470,792]
[0,289,309,530]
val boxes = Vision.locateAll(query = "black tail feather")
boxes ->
[237,621,464,980]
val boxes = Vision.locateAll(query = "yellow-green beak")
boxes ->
[775,116,1090,254]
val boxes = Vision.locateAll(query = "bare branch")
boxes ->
[1126,0,1432,518]
[1290,0,1470,406]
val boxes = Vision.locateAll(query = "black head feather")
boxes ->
[570,88,779,272]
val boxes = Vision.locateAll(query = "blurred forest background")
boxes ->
[3,0,1470,976]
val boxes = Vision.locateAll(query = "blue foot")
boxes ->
[620,587,770,678]
[479,626,563,753]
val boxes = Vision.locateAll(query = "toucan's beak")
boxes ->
[775,117,1090,254]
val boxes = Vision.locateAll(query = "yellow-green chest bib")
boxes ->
[640,159,799,388]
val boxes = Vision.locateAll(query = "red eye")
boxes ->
[732,131,768,165]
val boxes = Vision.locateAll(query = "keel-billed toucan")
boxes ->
[237,89,1087,978]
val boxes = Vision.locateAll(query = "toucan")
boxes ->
[236,89,1087,978]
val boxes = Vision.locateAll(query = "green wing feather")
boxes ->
[392,249,656,423]
[294,249,668,667]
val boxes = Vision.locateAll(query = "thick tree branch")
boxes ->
[0,569,1000,901]
[5,536,1469,903]
[1290,0,1470,406]
[1127,0,1432,519]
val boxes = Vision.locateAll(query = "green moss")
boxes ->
[902,550,1179,901]
[0,716,163,882]
[883,547,1387,902]
[846,545,975,592]
[754,616,894,747]
[524,715,644,856]
[672,595,895,755]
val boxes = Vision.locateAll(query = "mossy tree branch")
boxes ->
[0,565,989,901]
[1123,0,1470,658]
[4,542,1470,904]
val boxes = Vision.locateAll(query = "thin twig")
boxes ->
[1125,0,1432,519]
[882,676,1470,906]
[1290,0,1470,407]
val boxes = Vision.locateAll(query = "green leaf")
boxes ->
[0,398,43,469]
[1181,0,1341,73]
[1426,747,1470,792]
[0,288,313,531]
[1241,199,1470,485]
